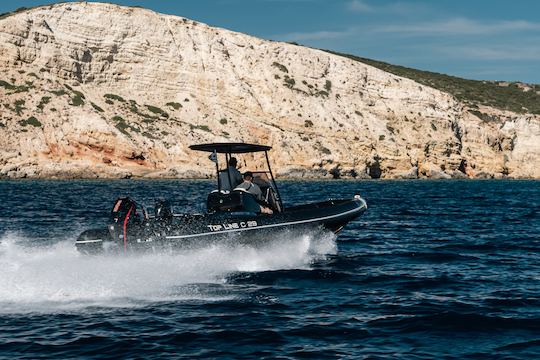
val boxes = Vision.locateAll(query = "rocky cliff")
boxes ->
[0,2,538,179]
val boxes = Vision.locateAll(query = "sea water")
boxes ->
[0,180,538,358]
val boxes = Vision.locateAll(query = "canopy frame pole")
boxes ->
[214,149,221,192]
[265,150,283,211]
[225,152,233,191]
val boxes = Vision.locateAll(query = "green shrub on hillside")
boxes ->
[190,124,210,132]
[326,50,540,115]
[50,89,67,96]
[145,105,169,118]
[0,80,14,89]
[320,145,331,155]
[0,80,32,93]
[70,93,84,106]
[104,93,125,102]
[91,102,104,112]
[112,115,129,135]
[14,99,25,115]
[272,62,289,73]
[284,76,295,89]
[166,102,182,110]
[19,116,42,127]
[324,80,332,92]
[37,96,51,110]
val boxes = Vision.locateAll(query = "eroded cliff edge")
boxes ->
[1,2,539,179]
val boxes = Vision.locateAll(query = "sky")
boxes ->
[2,0,539,83]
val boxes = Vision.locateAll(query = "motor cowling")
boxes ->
[109,197,143,252]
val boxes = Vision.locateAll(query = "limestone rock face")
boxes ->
[0,2,538,179]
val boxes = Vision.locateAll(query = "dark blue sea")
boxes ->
[0,180,539,359]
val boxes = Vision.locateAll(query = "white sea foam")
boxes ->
[0,229,336,313]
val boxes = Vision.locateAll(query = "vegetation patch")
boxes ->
[324,80,332,92]
[91,102,104,112]
[319,145,331,155]
[129,100,152,118]
[220,118,228,125]
[112,116,129,135]
[326,50,540,114]
[142,131,158,140]
[104,93,126,102]
[37,96,51,110]
[166,102,182,110]
[145,105,169,118]
[272,62,289,73]
[304,119,313,127]
[19,116,42,127]
[283,75,296,89]
[112,115,141,135]
[190,124,211,132]
[0,80,32,93]
[14,99,25,115]
[72,89,85,99]
[468,109,500,122]
[50,89,67,96]
[70,93,85,106]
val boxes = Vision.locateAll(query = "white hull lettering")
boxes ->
[207,221,258,232]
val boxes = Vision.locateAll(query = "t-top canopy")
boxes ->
[189,142,272,154]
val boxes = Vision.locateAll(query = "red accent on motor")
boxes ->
[122,205,134,254]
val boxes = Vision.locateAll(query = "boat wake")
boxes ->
[0,229,336,313]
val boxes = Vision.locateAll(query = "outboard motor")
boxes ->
[108,197,141,253]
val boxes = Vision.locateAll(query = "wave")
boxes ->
[0,229,336,313]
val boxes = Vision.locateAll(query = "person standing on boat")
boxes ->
[236,171,273,214]
[219,157,243,191]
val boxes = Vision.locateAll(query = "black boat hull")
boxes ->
[76,197,367,255]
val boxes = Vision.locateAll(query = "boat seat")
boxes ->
[207,189,261,213]
[207,191,242,212]
[210,189,230,194]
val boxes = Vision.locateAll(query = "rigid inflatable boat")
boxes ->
[76,143,367,254]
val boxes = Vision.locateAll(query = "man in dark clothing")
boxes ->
[219,157,242,191]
